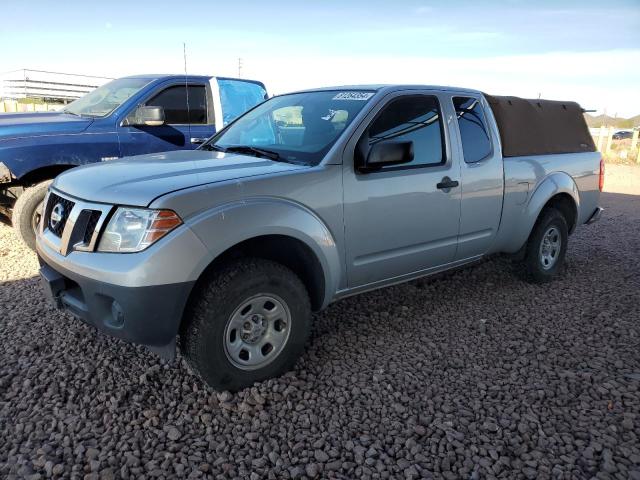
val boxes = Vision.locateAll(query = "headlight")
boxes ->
[0,162,13,183]
[97,208,182,253]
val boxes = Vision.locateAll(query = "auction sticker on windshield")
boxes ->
[332,92,375,101]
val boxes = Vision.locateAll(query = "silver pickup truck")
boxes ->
[37,85,603,390]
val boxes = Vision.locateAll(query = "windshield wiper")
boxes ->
[199,143,227,152]
[62,109,81,117]
[223,145,282,161]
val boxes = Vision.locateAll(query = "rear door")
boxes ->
[118,82,214,156]
[343,91,461,288]
[450,95,504,259]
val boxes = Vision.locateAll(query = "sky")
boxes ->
[1,0,639,116]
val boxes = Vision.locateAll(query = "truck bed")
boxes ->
[494,150,602,254]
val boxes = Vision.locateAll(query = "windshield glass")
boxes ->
[206,90,375,165]
[64,77,151,117]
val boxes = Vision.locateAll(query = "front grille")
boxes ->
[44,193,75,237]
[83,210,102,245]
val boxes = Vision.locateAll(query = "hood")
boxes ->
[53,150,307,206]
[0,111,93,141]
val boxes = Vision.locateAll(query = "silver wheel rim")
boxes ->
[31,200,44,235]
[539,226,561,270]
[223,293,292,370]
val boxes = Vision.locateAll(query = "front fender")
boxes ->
[503,172,579,253]
[186,197,341,309]
[0,132,119,179]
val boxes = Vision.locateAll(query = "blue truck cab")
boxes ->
[0,74,267,249]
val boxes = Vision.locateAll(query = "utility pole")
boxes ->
[238,58,243,78]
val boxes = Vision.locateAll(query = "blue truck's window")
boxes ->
[147,85,207,124]
[453,97,492,163]
[217,79,267,126]
[369,95,444,168]
[64,77,150,117]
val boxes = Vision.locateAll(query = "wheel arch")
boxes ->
[188,234,327,312]
[526,172,580,234]
[16,164,76,186]
[501,172,580,254]
[540,192,578,234]
[179,198,342,317]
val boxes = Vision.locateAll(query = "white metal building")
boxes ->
[0,69,112,103]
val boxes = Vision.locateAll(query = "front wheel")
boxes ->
[522,207,568,283]
[180,258,311,391]
[12,180,52,251]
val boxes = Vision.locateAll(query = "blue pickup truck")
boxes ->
[0,74,267,249]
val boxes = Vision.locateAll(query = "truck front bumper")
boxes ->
[38,259,194,359]
[36,223,209,360]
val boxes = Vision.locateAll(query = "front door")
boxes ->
[343,93,462,288]
[118,83,215,157]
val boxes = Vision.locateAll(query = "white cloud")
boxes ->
[13,48,638,117]
[236,50,640,117]
[415,6,433,15]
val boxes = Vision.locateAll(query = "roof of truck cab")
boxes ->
[119,75,266,87]
[287,84,484,95]
[120,74,213,80]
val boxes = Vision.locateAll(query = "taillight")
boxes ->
[599,158,605,192]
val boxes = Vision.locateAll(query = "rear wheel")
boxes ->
[12,180,52,251]
[180,258,311,391]
[522,207,568,283]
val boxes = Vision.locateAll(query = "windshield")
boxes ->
[205,90,375,165]
[64,77,151,117]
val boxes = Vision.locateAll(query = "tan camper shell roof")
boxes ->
[484,95,596,157]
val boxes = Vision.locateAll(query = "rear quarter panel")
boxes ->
[492,151,601,253]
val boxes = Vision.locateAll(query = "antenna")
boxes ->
[238,57,243,78]
[183,42,191,127]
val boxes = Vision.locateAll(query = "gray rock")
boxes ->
[1,192,640,480]
[314,450,329,462]
[305,463,319,478]
[166,427,181,441]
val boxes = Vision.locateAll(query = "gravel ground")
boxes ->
[1,169,639,479]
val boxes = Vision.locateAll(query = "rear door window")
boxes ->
[453,97,492,163]
[217,79,268,126]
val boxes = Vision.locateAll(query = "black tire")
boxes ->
[12,180,52,251]
[522,207,568,283]
[180,258,311,391]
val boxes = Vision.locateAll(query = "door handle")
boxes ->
[190,137,207,144]
[436,177,459,190]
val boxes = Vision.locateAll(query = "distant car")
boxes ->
[612,131,633,140]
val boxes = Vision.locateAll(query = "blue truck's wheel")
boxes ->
[180,258,311,391]
[12,180,52,252]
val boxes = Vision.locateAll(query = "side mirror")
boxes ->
[131,105,165,127]
[360,141,414,172]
